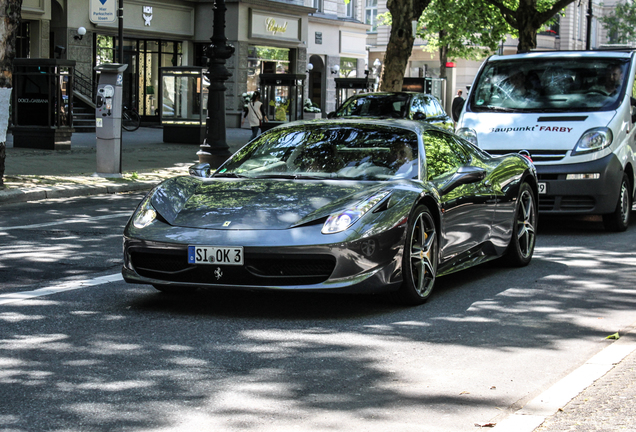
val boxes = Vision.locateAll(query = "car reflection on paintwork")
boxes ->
[329,92,454,130]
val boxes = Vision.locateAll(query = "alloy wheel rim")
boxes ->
[409,211,437,298]
[516,190,536,259]
[619,181,630,224]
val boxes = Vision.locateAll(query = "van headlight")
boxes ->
[572,127,613,155]
[456,128,478,146]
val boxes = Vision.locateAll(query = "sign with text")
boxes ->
[90,0,116,24]
[249,9,301,42]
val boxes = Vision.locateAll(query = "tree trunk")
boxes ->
[516,1,538,53]
[439,31,449,79]
[381,0,431,92]
[0,0,23,187]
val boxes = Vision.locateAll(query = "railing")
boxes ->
[73,68,95,100]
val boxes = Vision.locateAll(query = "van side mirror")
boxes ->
[631,97,636,123]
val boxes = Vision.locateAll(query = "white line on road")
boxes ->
[0,273,123,306]
[0,213,131,232]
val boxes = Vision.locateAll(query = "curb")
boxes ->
[489,324,636,431]
[0,181,158,205]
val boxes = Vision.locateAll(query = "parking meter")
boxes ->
[94,63,127,176]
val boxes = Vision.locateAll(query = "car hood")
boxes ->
[150,176,388,230]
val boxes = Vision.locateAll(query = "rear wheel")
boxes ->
[603,173,631,232]
[391,205,438,305]
[122,109,141,131]
[503,182,537,267]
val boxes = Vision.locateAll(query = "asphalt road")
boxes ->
[1,195,635,431]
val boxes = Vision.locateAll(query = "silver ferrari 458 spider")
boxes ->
[123,119,538,305]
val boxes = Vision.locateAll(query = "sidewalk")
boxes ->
[0,127,252,205]
[2,127,636,432]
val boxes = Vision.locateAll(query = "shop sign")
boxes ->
[90,0,116,24]
[250,9,301,42]
[143,6,153,26]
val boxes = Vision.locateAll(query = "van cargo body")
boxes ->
[456,51,636,231]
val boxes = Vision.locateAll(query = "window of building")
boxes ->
[346,0,355,19]
[246,46,290,93]
[539,15,559,37]
[314,0,323,13]
[340,57,357,77]
[16,21,30,58]
[365,0,378,31]
[95,36,182,119]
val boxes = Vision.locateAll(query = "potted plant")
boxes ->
[303,99,322,120]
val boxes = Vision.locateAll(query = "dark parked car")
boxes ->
[123,119,537,305]
[329,91,454,130]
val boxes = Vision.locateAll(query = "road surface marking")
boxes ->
[0,273,123,306]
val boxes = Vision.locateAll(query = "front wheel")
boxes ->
[503,182,537,267]
[391,205,438,305]
[122,109,141,131]
[603,173,632,232]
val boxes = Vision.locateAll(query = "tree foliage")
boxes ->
[600,0,636,44]
[483,0,577,52]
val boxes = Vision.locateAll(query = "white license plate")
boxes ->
[188,246,243,265]
[538,182,547,194]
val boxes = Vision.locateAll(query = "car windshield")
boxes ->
[215,124,419,181]
[335,94,411,118]
[469,57,630,113]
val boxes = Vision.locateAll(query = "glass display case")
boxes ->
[335,77,372,110]
[259,74,305,131]
[159,67,208,144]
[12,59,75,150]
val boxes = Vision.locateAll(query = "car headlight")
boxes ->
[132,199,157,229]
[456,127,478,145]
[572,127,613,155]
[322,191,390,234]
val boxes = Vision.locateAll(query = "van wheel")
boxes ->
[603,174,631,232]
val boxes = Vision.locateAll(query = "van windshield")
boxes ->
[468,57,630,113]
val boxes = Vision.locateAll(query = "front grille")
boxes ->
[488,149,567,162]
[538,195,595,212]
[129,249,336,286]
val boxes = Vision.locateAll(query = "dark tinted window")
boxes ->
[336,94,410,118]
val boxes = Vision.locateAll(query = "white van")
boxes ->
[456,50,636,231]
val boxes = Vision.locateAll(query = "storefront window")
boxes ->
[94,36,182,120]
[246,46,290,93]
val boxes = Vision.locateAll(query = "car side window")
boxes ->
[410,96,426,119]
[423,130,470,181]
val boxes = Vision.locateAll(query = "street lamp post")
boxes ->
[197,0,235,167]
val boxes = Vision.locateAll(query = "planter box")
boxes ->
[303,112,323,120]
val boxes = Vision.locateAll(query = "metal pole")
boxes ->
[197,0,235,167]
[118,0,124,63]
[586,0,593,50]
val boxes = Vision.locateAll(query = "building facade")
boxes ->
[16,0,370,127]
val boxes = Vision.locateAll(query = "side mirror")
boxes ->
[413,112,427,120]
[189,163,211,178]
[327,111,337,119]
[439,166,487,195]
[631,97,636,123]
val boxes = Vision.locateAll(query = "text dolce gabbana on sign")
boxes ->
[489,125,574,133]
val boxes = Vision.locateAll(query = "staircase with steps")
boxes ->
[72,69,96,132]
